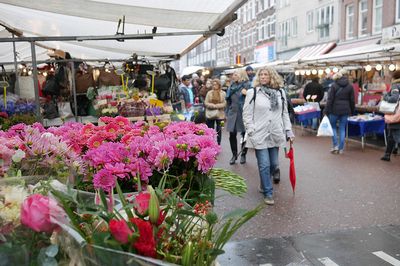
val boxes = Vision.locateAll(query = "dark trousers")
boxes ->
[229,131,248,157]
[385,129,398,155]
[206,119,223,145]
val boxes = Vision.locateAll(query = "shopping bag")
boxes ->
[58,101,74,119]
[317,115,334,137]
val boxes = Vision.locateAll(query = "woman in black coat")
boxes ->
[325,69,355,154]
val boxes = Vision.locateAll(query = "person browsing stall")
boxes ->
[204,79,227,145]
[325,69,355,155]
[243,67,294,205]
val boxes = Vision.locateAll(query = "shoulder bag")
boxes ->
[379,100,399,114]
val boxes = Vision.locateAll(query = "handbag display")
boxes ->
[75,69,96,94]
[98,68,122,87]
[378,100,399,114]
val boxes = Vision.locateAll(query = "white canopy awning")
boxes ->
[0,0,244,64]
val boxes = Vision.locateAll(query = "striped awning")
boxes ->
[289,42,336,62]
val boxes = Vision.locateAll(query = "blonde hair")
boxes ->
[333,69,348,80]
[253,67,284,89]
[234,69,249,82]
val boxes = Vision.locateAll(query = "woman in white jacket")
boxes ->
[243,67,294,205]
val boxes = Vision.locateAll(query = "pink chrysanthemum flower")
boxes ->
[196,147,218,173]
[93,169,116,192]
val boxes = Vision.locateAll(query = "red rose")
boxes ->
[130,218,156,258]
[109,219,133,244]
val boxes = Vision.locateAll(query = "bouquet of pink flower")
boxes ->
[50,116,221,203]
[0,123,84,178]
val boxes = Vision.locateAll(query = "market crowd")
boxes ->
[176,66,400,205]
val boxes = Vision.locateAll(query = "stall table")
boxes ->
[346,118,386,150]
[294,110,321,134]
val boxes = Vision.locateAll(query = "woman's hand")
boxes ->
[286,130,295,143]
[241,88,247,96]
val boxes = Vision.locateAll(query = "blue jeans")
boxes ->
[255,147,279,197]
[328,114,348,150]
[303,118,318,129]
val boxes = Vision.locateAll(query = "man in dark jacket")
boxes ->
[325,69,355,154]
[179,75,194,109]
[303,76,324,129]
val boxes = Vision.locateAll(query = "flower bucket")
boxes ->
[0,245,30,266]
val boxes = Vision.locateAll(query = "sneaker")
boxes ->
[272,168,280,184]
[330,147,339,154]
[338,150,344,154]
[264,196,274,205]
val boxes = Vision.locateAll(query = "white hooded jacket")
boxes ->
[243,87,293,149]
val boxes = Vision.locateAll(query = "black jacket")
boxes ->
[326,77,355,116]
[303,80,324,102]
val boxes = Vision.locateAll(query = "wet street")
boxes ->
[214,127,400,266]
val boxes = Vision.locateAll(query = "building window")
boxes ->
[271,15,276,37]
[266,17,271,38]
[291,17,298,37]
[373,0,383,34]
[278,0,289,9]
[307,11,314,32]
[397,0,400,22]
[346,4,354,39]
[359,0,368,36]
[279,22,288,47]
[316,5,334,39]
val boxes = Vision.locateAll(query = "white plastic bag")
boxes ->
[58,101,74,119]
[317,115,334,137]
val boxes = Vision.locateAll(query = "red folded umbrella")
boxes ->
[285,142,296,194]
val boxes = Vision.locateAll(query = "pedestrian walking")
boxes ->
[243,67,294,205]
[226,70,249,165]
[381,70,400,162]
[325,69,355,154]
[204,79,226,145]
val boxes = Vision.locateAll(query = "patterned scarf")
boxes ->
[260,86,279,111]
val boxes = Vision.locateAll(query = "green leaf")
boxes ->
[115,182,133,219]
[221,208,248,220]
